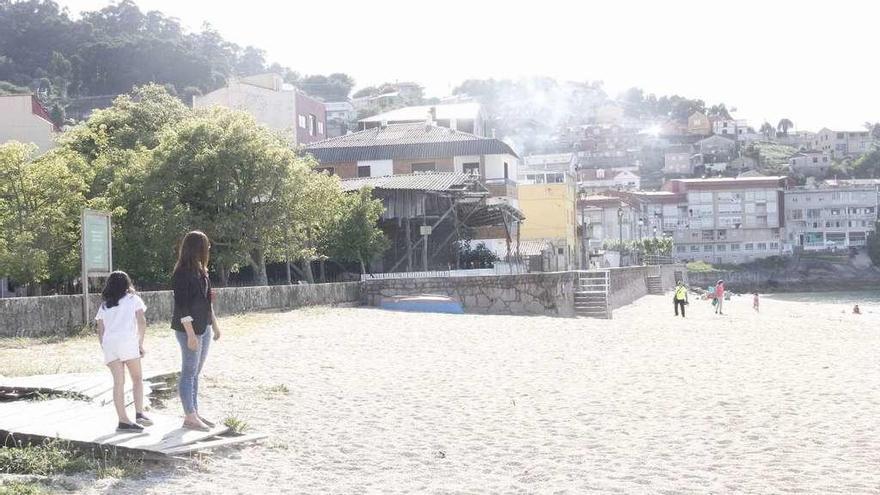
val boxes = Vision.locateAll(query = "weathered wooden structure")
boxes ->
[340,173,524,272]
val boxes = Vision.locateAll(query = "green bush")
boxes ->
[686,261,717,273]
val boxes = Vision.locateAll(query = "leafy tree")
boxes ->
[459,241,499,268]
[0,81,29,95]
[299,73,355,102]
[0,142,89,293]
[759,122,775,140]
[321,187,389,274]
[268,159,343,284]
[852,149,880,178]
[777,118,794,136]
[152,108,314,285]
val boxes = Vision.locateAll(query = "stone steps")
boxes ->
[575,271,610,319]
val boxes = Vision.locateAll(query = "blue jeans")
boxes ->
[175,326,211,414]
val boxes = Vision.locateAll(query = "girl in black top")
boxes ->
[172,230,221,431]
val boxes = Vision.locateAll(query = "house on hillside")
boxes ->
[193,73,327,145]
[812,128,873,159]
[688,111,712,135]
[0,94,58,153]
[359,103,487,136]
[789,150,832,177]
[664,144,700,176]
[324,100,357,137]
[577,168,641,192]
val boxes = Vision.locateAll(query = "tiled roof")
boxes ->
[338,172,478,192]
[359,103,481,123]
[479,238,550,257]
[304,123,518,163]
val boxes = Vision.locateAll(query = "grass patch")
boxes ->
[0,440,92,476]
[0,481,49,495]
[223,416,249,434]
[0,439,143,481]
[262,384,289,396]
[686,261,718,273]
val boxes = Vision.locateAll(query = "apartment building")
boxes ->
[193,73,327,145]
[517,173,578,270]
[812,128,873,158]
[657,177,789,264]
[784,186,877,250]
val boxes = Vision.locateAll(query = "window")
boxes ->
[463,162,480,176]
[298,114,307,128]
[702,230,714,241]
[316,167,334,175]
[717,244,727,252]
[757,243,767,250]
[503,162,509,180]
[770,242,779,250]
[690,245,700,252]
[745,243,754,251]
[412,162,436,173]
[308,114,318,136]
[677,246,686,253]
[812,157,819,163]
[357,165,371,178]
[318,122,324,135]
[831,208,840,216]
[731,244,741,251]
[703,245,713,252]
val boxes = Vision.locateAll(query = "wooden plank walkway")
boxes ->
[0,372,265,457]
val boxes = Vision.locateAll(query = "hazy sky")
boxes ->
[63,0,877,132]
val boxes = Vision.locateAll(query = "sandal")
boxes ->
[182,421,210,432]
[198,416,216,428]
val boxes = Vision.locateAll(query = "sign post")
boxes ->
[81,209,112,326]
[420,225,432,271]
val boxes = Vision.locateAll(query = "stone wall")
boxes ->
[0,282,361,339]
[361,272,577,317]
[607,265,686,310]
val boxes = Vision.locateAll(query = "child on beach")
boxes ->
[96,271,152,432]
[753,292,760,312]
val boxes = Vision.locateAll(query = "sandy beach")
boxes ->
[1,292,877,494]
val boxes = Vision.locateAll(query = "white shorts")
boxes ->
[102,337,140,364]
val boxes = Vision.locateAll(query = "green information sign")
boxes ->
[82,210,112,275]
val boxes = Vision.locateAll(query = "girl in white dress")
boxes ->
[96,271,152,432]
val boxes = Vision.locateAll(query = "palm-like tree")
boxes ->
[760,122,775,140]
[777,118,794,136]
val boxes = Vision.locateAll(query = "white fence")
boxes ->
[361,263,527,281]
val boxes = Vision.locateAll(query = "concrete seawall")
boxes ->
[362,272,577,317]
[0,282,361,338]
[1,265,687,337]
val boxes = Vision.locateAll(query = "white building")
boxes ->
[359,103,487,136]
[0,94,57,153]
[578,168,641,192]
[789,151,832,177]
[812,128,873,158]
[784,186,878,250]
[193,73,327,145]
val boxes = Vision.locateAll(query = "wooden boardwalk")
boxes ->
[0,372,265,458]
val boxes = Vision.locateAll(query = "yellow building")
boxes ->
[516,180,579,270]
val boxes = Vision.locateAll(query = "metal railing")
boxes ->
[361,264,527,281]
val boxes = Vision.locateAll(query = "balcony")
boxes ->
[484,178,518,200]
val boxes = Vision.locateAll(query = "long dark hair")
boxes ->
[102,271,133,309]
[174,230,211,276]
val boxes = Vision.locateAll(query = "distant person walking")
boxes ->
[714,280,725,315]
[172,231,221,432]
[96,271,152,432]
[673,281,688,318]
[753,292,760,312]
